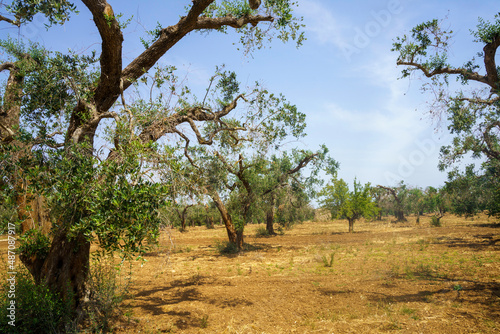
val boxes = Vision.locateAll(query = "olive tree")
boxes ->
[392,14,500,217]
[377,182,408,222]
[173,70,330,248]
[319,177,379,233]
[0,0,305,312]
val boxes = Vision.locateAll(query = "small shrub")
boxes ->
[276,225,285,235]
[430,215,442,227]
[416,239,429,251]
[0,267,76,333]
[321,252,335,267]
[400,305,416,316]
[83,257,131,333]
[255,226,270,237]
[200,315,209,328]
[214,240,239,254]
[17,229,51,259]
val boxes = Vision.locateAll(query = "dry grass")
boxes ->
[3,214,499,333]
[113,214,500,333]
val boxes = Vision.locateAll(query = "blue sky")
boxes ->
[2,0,498,189]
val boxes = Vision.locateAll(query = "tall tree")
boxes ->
[392,15,500,217]
[0,0,305,312]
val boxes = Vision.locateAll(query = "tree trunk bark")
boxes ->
[15,186,51,234]
[20,229,90,312]
[348,218,354,233]
[208,187,238,246]
[266,193,276,235]
[266,206,276,235]
[395,210,407,222]
[206,216,214,229]
[180,216,186,230]
[236,229,244,249]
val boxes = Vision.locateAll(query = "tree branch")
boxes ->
[0,62,22,144]
[397,61,490,87]
[482,34,500,89]
[0,62,17,73]
[195,14,273,30]
[120,1,273,91]
[0,123,15,143]
[483,120,500,161]
[120,0,214,89]
[287,153,318,176]
[81,0,124,112]
[173,129,200,169]
[137,94,246,144]
[0,14,20,27]
[456,95,500,105]
[262,153,318,196]
[214,151,237,174]
[70,108,119,144]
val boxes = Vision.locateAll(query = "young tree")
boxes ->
[392,15,500,218]
[319,178,379,233]
[423,186,450,225]
[406,187,425,223]
[0,0,305,312]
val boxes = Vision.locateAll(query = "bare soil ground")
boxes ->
[1,215,499,333]
[111,215,500,333]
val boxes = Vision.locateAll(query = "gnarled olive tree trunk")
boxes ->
[348,218,355,233]
[265,193,277,235]
[21,229,90,311]
[207,185,243,249]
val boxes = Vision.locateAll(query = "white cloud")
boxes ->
[296,0,350,50]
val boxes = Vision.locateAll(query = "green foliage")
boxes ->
[198,0,305,54]
[393,15,500,218]
[319,178,379,226]
[25,143,168,260]
[140,21,163,49]
[214,240,240,254]
[321,252,334,267]
[255,226,271,237]
[444,165,485,217]
[430,215,442,227]
[6,0,78,27]
[471,13,500,44]
[406,187,425,216]
[0,38,99,138]
[215,68,240,107]
[17,229,51,260]
[0,201,17,235]
[0,268,76,333]
[392,19,452,78]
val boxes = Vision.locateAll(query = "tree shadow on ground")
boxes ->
[367,280,500,321]
[434,234,500,251]
[473,222,500,228]
[212,241,275,258]
[125,275,252,330]
[318,288,354,297]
